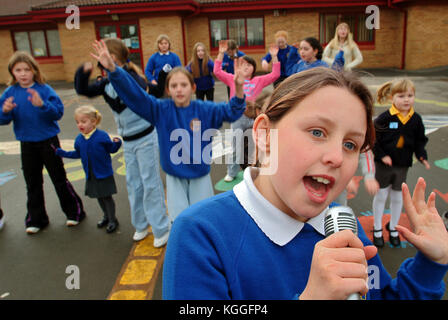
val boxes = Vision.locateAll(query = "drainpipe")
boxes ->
[388,0,407,70]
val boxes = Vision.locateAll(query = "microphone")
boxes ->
[324,205,360,300]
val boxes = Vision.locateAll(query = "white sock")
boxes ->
[389,189,403,236]
[372,186,391,237]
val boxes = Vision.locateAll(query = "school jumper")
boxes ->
[56,129,121,225]
[262,44,292,85]
[163,167,448,300]
[0,83,85,229]
[107,66,246,220]
[285,46,345,76]
[144,51,181,84]
[186,59,215,101]
[75,65,170,237]
[214,59,280,178]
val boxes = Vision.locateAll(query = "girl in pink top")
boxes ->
[214,40,280,182]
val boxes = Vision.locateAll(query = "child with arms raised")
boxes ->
[56,106,122,233]
[214,40,280,182]
[91,39,246,221]
[163,67,448,300]
[0,51,85,234]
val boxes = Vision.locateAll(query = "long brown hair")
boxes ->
[189,42,211,78]
[104,38,146,81]
[7,51,46,86]
[261,67,375,152]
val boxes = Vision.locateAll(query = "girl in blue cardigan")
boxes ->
[0,51,85,234]
[163,67,448,300]
[56,106,122,233]
[91,39,246,221]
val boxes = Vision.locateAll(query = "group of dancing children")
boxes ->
[1,28,447,300]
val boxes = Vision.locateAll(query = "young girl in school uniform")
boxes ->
[371,78,430,248]
[91,39,246,221]
[163,67,448,300]
[75,38,171,245]
[56,106,122,233]
[214,40,280,182]
[186,42,215,101]
[145,34,182,86]
[0,51,85,234]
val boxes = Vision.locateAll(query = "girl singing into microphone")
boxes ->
[163,67,448,300]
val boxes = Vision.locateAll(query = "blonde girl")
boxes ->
[261,30,292,87]
[75,38,170,245]
[186,42,215,101]
[163,67,448,300]
[91,39,246,221]
[322,22,363,70]
[371,78,430,248]
[0,51,85,234]
[56,106,122,233]
[145,34,181,85]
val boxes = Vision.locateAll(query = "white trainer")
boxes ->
[153,230,170,248]
[224,174,235,182]
[66,220,79,227]
[26,227,40,234]
[133,229,149,241]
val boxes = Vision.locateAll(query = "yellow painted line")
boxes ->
[107,228,167,300]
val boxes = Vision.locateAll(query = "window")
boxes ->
[210,17,264,48]
[97,22,143,68]
[13,29,62,58]
[320,13,374,45]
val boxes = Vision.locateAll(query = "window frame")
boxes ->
[209,16,265,50]
[95,20,144,69]
[11,28,63,60]
[319,12,375,48]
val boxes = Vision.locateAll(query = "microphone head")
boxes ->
[324,205,358,237]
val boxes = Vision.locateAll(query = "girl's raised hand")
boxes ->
[218,40,228,54]
[395,178,448,265]
[27,88,43,107]
[90,40,116,72]
[2,96,17,113]
[269,43,279,56]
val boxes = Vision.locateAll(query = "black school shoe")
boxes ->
[106,220,119,233]
[386,222,401,247]
[97,217,109,228]
[373,229,384,248]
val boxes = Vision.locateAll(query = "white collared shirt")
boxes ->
[159,51,170,56]
[233,167,328,246]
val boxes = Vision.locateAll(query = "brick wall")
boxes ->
[0,30,15,84]
[405,3,448,70]
[139,15,185,66]
[58,20,97,82]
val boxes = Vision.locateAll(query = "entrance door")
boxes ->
[96,21,143,68]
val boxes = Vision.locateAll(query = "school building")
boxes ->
[0,0,447,84]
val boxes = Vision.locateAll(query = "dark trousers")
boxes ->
[21,136,85,228]
[196,88,215,101]
[97,196,117,223]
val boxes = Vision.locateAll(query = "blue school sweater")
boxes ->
[163,168,448,300]
[262,44,292,78]
[144,51,181,83]
[108,66,245,179]
[0,83,63,142]
[186,59,215,91]
[56,129,121,179]
[285,46,345,76]
[222,50,245,74]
